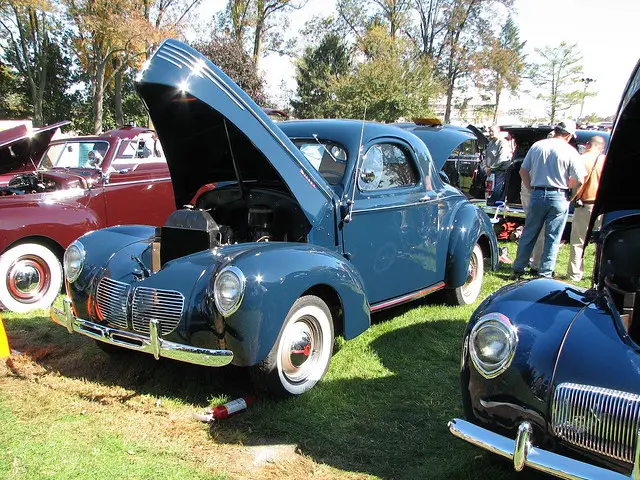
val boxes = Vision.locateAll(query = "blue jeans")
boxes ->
[513,189,569,277]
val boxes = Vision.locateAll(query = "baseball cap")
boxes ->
[555,118,577,138]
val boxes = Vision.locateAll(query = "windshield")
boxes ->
[39,141,110,170]
[294,140,348,185]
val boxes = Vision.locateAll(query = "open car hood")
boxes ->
[0,121,69,176]
[592,58,640,220]
[394,123,478,170]
[135,39,333,225]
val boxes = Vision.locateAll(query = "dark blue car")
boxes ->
[449,59,640,478]
[51,39,498,397]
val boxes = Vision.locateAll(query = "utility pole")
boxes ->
[578,77,595,123]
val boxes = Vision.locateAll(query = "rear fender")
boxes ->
[446,203,498,288]
[222,243,370,366]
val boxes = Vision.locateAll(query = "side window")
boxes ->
[358,143,418,192]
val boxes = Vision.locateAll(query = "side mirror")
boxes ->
[360,169,376,184]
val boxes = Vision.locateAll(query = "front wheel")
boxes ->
[445,244,484,306]
[250,295,334,397]
[0,243,62,313]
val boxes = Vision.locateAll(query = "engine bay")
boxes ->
[157,185,311,266]
[0,171,91,196]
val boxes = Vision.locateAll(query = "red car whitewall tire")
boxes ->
[0,243,62,313]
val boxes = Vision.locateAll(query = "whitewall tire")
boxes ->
[0,243,62,313]
[446,244,484,306]
[251,295,334,397]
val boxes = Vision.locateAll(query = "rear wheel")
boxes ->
[250,295,334,397]
[0,243,62,313]
[445,244,484,306]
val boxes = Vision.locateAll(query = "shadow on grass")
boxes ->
[3,310,253,406]
[207,316,550,480]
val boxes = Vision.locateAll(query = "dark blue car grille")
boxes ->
[96,277,129,330]
[552,382,640,464]
[131,287,185,336]
[95,278,184,336]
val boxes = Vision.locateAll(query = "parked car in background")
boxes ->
[0,121,69,186]
[449,58,640,479]
[52,39,498,397]
[395,120,488,199]
[0,126,175,313]
[484,126,611,220]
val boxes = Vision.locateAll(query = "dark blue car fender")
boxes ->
[445,203,498,288]
[463,279,591,436]
[216,243,370,367]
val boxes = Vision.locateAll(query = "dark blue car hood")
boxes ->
[135,39,333,226]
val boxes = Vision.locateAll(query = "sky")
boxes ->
[195,0,640,121]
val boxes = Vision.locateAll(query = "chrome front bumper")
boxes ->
[449,418,640,480]
[51,296,234,367]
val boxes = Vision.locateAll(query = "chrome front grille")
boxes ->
[131,287,184,336]
[552,382,640,464]
[95,278,130,330]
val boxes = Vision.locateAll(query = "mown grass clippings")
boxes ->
[0,242,593,479]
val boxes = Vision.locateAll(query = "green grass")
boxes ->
[0,241,594,479]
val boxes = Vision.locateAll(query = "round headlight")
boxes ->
[63,241,85,283]
[469,312,518,379]
[213,266,245,317]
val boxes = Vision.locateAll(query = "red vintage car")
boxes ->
[0,126,175,312]
[0,121,69,186]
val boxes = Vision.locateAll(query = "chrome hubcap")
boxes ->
[462,253,478,294]
[280,318,320,383]
[7,256,49,302]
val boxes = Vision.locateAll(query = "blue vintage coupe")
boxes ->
[449,59,640,478]
[51,39,497,396]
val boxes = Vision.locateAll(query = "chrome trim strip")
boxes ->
[156,53,183,70]
[370,282,445,312]
[51,297,233,368]
[449,418,629,480]
[104,177,171,187]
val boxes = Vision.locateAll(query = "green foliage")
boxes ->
[291,33,351,118]
[330,27,442,122]
[530,41,584,124]
[191,37,267,106]
[0,62,30,119]
[477,14,527,123]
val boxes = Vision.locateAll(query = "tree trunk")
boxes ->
[493,86,501,125]
[93,61,107,134]
[114,59,124,126]
[253,21,263,68]
[444,81,453,123]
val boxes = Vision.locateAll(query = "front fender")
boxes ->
[462,278,591,437]
[446,203,498,288]
[223,243,370,366]
[0,200,103,254]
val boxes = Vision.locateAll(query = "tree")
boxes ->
[530,41,584,124]
[331,26,442,122]
[221,0,302,67]
[0,0,58,126]
[478,14,526,123]
[0,61,30,118]
[191,37,267,105]
[63,0,165,133]
[291,33,350,118]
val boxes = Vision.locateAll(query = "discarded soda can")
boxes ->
[193,395,257,423]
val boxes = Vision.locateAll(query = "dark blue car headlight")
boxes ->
[63,241,85,283]
[213,265,246,317]
[469,312,518,379]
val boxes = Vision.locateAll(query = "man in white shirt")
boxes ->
[510,119,586,279]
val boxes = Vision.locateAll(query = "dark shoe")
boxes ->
[509,270,524,281]
[527,268,539,277]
